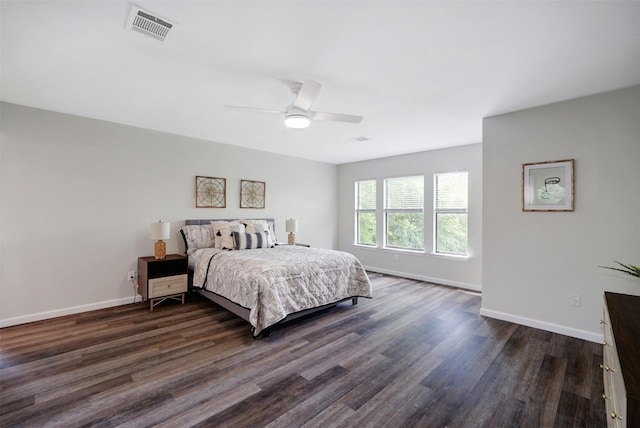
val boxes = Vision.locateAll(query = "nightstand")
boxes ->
[137,254,188,311]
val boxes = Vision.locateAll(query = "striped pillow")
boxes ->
[232,231,271,250]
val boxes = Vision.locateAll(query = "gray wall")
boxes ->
[337,143,483,290]
[0,102,337,326]
[481,85,640,342]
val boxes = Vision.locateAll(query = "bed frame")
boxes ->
[184,219,358,337]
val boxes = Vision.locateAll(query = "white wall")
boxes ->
[481,86,640,342]
[0,102,337,326]
[336,144,483,290]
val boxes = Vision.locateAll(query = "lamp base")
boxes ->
[154,240,166,260]
[288,232,296,245]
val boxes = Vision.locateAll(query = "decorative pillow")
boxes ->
[215,229,235,250]
[211,221,245,249]
[267,223,277,246]
[180,225,215,255]
[242,220,276,247]
[210,220,243,235]
[232,231,271,250]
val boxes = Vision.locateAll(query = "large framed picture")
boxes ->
[195,176,226,208]
[240,179,266,209]
[522,159,574,212]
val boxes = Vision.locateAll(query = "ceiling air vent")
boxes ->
[351,136,370,142]
[126,5,175,41]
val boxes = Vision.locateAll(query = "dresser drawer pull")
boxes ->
[610,411,622,420]
[602,393,608,400]
[600,364,616,372]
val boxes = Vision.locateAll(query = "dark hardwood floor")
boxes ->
[0,274,605,427]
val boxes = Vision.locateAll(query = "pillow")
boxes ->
[232,231,271,250]
[242,219,265,231]
[215,229,235,250]
[180,225,215,255]
[210,220,243,235]
[211,221,245,250]
[266,222,277,245]
[242,220,276,247]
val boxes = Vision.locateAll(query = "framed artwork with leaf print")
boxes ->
[522,159,574,212]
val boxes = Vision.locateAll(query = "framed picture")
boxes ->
[195,176,226,208]
[240,180,265,209]
[522,159,574,211]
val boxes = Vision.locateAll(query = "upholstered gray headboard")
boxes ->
[185,218,275,227]
[181,219,277,255]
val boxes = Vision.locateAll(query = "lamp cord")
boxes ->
[130,278,138,304]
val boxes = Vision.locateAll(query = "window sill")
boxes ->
[382,247,425,256]
[353,244,378,250]
[353,244,425,256]
[430,252,469,261]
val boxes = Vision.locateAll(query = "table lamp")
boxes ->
[286,219,298,245]
[150,220,170,260]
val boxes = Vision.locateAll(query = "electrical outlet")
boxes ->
[127,271,136,281]
[570,294,581,307]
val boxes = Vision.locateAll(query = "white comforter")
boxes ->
[191,246,372,335]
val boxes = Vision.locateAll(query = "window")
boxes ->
[355,180,376,245]
[384,175,424,251]
[434,171,468,255]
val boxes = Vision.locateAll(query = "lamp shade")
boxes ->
[150,221,170,240]
[285,219,298,233]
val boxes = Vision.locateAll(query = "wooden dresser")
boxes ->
[602,292,640,428]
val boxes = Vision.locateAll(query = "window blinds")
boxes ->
[435,172,468,210]
[385,176,424,210]
[356,180,376,210]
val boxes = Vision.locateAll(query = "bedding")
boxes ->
[190,245,372,336]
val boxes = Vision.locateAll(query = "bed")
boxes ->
[181,219,372,337]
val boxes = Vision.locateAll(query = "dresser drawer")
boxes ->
[148,274,187,298]
[603,292,640,428]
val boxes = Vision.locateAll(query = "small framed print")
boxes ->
[522,159,574,212]
[240,180,265,209]
[196,176,226,208]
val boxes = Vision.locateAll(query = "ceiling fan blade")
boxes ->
[292,79,321,111]
[312,111,363,123]
[225,105,283,114]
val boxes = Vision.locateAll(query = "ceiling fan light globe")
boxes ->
[285,114,311,129]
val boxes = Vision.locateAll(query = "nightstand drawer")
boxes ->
[148,274,187,298]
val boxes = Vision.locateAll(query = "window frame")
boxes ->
[433,170,469,257]
[383,175,425,252]
[354,179,377,247]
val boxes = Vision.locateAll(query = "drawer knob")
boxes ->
[610,411,622,420]
[600,364,616,372]
[602,393,608,400]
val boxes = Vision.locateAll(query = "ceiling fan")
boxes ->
[225,79,363,129]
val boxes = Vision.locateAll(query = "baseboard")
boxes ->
[364,266,482,292]
[0,295,141,328]
[479,307,604,343]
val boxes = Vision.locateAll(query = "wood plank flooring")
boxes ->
[0,274,605,427]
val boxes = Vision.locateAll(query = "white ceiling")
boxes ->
[2,1,639,164]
